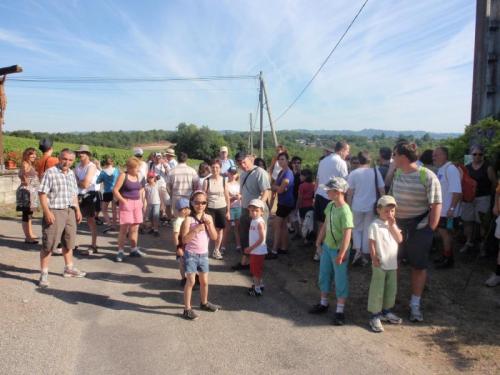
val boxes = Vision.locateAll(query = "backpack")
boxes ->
[456,164,477,203]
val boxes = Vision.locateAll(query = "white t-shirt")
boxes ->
[228,181,241,208]
[368,218,399,270]
[139,161,148,181]
[145,184,161,205]
[347,167,385,212]
[437,162,462,217]
[315,154,348,199]
[271,162,282,180]
[249,217,267,255]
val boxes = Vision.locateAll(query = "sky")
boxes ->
[0,0,475,134]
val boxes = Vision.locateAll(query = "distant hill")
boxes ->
[286,128,461,140]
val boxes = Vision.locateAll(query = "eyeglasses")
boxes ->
[472,153,483,156]
[193,201,207,205]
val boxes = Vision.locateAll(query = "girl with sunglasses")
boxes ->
[180,190,221,320]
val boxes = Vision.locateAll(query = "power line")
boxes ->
[274,0,369,123]
[9,74,259,83]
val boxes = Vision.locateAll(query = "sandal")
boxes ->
[24,238,39,244]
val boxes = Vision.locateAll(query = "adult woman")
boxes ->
[268,152,295,259]
[97,157,120,232]
[17,147,40,243]
[203,159,230,260]
[346,151,385,265]
[113,157,145,262]
[222,167,242,252]
[460,145,497,254]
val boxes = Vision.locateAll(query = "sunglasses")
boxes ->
[472,153,483,156]
[193,201,207,205]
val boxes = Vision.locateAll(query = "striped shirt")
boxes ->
[166,163,199,198]
[38,165,78,209]
[391,167,442,219]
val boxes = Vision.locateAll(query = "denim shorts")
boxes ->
[183,251,209,274]
[230,207,241,221]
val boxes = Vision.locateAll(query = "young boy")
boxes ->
[244,199,267,296]
[174,197,191,286]
[367,195,404,332]
[309,177,353,325]
[144,171,161,236]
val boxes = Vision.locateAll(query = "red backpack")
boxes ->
[456,164,477,203]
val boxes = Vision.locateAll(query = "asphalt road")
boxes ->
[0,217,445,375]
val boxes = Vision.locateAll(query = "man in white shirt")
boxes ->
[134,147,149,180]
[433,146,462,269]
[164,148,178,170]
[219,146,235,177]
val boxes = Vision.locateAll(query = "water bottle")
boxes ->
[446,218,454,230]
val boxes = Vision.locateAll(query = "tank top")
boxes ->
[206,176,226,209]
[19,164,40,208]
[120,174,143,200]
[75,162,98,194]
[467,162,491,197]
[184,216,209,255]
[249,217,267,255]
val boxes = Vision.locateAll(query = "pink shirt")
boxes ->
[184,217,209,255]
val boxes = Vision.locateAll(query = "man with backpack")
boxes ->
[219,146,236,177]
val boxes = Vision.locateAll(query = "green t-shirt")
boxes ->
[324,202,354,249]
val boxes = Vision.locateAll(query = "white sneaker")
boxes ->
[313,252,321,262]
[485,273,500,287]
[459,242,473,253]
[53,247,63,255]
[213,250,223,260]
[381,311,403,324]
[351,249,362,265]
[369,316,384,332]
[409,305,424,322]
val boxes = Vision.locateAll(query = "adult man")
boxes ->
[313,141,349,260]
[433,147,462,269]
[232,151,271,271]
[391,141,442,322]
[74,145,99,255]
[38,149,86,288]
[134,147,148,180]
[165,148,178,170]
[166,152,199,216]
[37,138,59,179]
[219,146,235,177]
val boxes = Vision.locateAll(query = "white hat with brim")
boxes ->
[165,148,176,156]
[248,199,265,209]
[133,147,143,156]
[75,145,91,154]
[377,195,397,207]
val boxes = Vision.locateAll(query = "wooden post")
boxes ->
[261,76,278,147]
[249,112,254,155]
[0,65,23,173]
[259,71,264,159]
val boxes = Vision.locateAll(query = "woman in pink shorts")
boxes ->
[113,157,146,262]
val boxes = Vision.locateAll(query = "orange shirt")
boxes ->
[37,155,59,179]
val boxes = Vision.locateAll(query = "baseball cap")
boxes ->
[39,138,53,152]
[377,195,397,207]
[133,147,143,156]
[147,171,156,178]
[320,177,349,193]
[176,197,190,210]
[248,199,265,209]
[220,146,228,153]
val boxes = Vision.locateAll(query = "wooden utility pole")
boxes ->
[0,65,23,172]
[261,76,278,147]
[249,112,254,155]
[259,71,264,158]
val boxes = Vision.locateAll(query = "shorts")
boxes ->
[276,204,294,218]
[78,192,97,218]
[250,254,265,279]
[21,208,33,222]
[461,196,491,223]
[437,217,458,230]
[230,207,242,221]
[145,203,160,222]
[42,208,77,252]
[299,207,313,219]
[318,244,349,298]
[119,198,143,225]
[102,192,114,203]
[207,206,227,229]
[397,222,433,270]
[314,194,330,222]
[94,191,102,212]
[183,251,209,274]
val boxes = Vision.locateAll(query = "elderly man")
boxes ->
[38,149,86,288]
[232,151,271,271]
[219,146,235,177]
[133,147,149,180]
[166,152,199,217]
[164,148,178,170]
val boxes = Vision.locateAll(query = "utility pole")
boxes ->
[259,71,264,158]
[249,112,254,155]
[0,65,23,172]
[261,76,278,147]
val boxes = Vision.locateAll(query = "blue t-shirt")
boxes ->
[96,167,120,193]
[277,168,295,207]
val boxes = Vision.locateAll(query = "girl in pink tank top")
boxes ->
[180,191,220,320]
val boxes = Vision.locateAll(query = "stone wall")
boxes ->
[0,171,20,205]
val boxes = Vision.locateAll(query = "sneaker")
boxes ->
[308,303,329,314]
[369,316,384,332]
[53,247,63,255]
[485,273,500,287]
[360,255,370,267]
[351,249,362,265]
[95,218,104,225]
[459,242,473,253]
[200,301,220,312]
[333,312,345,326]
[248,286,263,297]
[116,252,125,262]
[277,249,288,255]
[313,252,321,262]
[231,263,250,271]
[183,309,199,320]
[220,247,226,256]
[63,267,86,278]
[409,305,424,322]
[265,252,278,260]
[38,272,49,288]
[102,225,113,234]
[381,311,403,324]
[212,250,223,260]
[435,256,454,269]
[130,249,144,257]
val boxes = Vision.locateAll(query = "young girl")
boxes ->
[180,191,220,320]
[244,199,268,296]
[222,167,242,253]
[144,171,161,236]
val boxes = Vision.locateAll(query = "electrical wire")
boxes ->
[9,74,259,83]
[273,0,369,123]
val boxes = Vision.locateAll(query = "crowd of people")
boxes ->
[12,137,500,329]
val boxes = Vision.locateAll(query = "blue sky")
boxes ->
[1,0,475,133]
